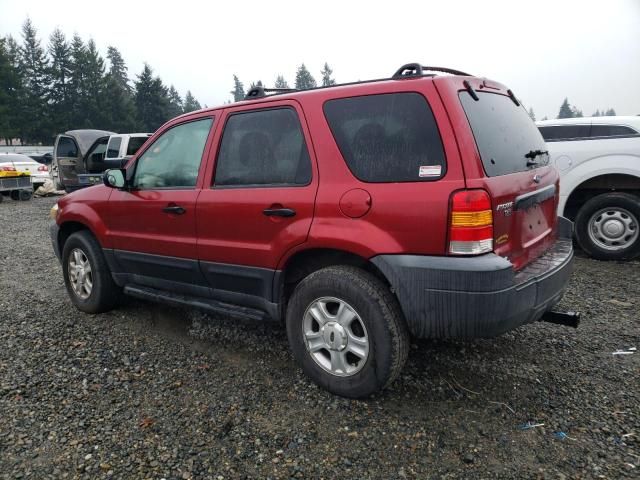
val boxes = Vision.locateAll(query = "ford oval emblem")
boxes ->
[533,174,541,184]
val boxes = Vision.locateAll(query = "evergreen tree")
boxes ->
[230,74,245,102]
[106,46,130,92]
[68,34,87,127]
[134,64,169,132]
[320,62,335,87]
[18,18,50,143]
[605,108,616,116]
[571,106,583,118]
[295,63,317,90]
[79,39,108,128]
[48,28,72,132]
[0,37,22,143]
[167,85,183,117]
[249,80,263,90]
[274,75,289,89]
[527,107,536,121]
[541,116,549,121]
[557,98,574,119]
[592,109,601,117]
[183,90,201,113]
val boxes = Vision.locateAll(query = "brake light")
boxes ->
[448,189,493,255]
[0,166,16,172]
[38,165,48,172]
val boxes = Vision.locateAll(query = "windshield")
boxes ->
[459,91,548,177]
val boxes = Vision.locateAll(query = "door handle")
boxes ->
[263,207,296,217]
[162,204,186,215]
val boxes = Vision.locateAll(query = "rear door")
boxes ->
[52,135,81,187]
[440,78,559,270]
[195,101,318,305]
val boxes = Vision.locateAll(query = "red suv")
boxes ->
[50,64,577,398]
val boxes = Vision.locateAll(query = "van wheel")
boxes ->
[286,266,409,398]
[575,192,640,261]
[62,230,121,313]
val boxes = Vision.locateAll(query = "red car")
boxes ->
[50,64,577,398]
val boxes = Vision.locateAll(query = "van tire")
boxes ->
[575,192,640,261]
[286,266,409,398]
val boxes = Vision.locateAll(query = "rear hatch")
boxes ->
[457,83,559,270]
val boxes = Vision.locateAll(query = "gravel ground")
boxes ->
[0,196,638,479]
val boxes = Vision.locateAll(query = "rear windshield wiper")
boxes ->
[525,149,549,167]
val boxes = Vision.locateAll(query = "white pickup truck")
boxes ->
[537,116,640,260]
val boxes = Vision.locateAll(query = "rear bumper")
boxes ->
[371,217,575,338]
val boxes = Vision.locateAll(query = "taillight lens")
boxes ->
[449,189,493,255]
[38,165,48,172]
[0,166,16,172]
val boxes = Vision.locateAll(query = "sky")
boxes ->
[1,0,639,119]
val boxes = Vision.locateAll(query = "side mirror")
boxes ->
[103,168,126,189]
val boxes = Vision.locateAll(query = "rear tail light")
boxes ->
[0,166,16,172]
[448,189,493,255]
[38,165,48,172]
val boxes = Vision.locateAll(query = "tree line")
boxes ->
[528,98,618,122]
[0,19,203,145]
[229,62,336,102]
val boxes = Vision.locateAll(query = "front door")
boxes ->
[107,116,215,295]
[52,135,81,188]
[196,101,318,307]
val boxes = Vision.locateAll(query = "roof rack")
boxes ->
[392,63,472,79]
[245,86,298,100]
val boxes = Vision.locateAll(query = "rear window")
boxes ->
[323,93,446,182]
[127,137,149,156]
[460,91,548,177]
[590,124,638,138]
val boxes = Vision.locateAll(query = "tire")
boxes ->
[18,190,32,201]
[286,266,409,398]
[61,230,121,313]
[10,190,19,201]
[575,192,640,261]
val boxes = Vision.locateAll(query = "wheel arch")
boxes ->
[57,221,97,257]
[276,248,392,306]
[563,172,640,220]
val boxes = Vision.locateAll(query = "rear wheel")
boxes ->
[62,230,121,313]
[286,266,409,398]
[18,190,32,201]
[575,192,640,260]
[10,190,19,201]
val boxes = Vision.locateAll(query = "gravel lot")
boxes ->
[1,196,638,479]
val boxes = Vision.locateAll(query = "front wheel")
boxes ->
[62,230,121,313]
[286,266,409,398]
[575,192,640,261]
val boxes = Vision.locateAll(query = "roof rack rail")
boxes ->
[392,63,472,79]
[244,86,298,100]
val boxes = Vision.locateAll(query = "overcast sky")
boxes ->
[1,0,639,119]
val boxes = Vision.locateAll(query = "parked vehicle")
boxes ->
[27,151,53,165]
[0,166,32,202]
[104,133,152,169]
[50,129,115,191]
[50,64,577,398]
[0,153,49,190]
[537,116,640,260]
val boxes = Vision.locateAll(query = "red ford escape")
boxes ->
[50,64,578,398]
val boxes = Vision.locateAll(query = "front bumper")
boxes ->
[371,217,575,338]
[50,220,61,261]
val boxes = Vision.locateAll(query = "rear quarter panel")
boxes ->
[278,79,466,268]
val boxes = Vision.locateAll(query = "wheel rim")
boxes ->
[68,248,93,300]
[587,207,639,251]
[302,297,369,377]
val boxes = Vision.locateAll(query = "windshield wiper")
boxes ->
[525,149,549,167]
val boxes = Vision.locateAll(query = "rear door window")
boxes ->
[538,125,591,141]
[127,136,149,156]
[56,137,78,158]
[106,137,122,158]
[459,92,548,176]
[213,108,311,187]
[323,93,446,182]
